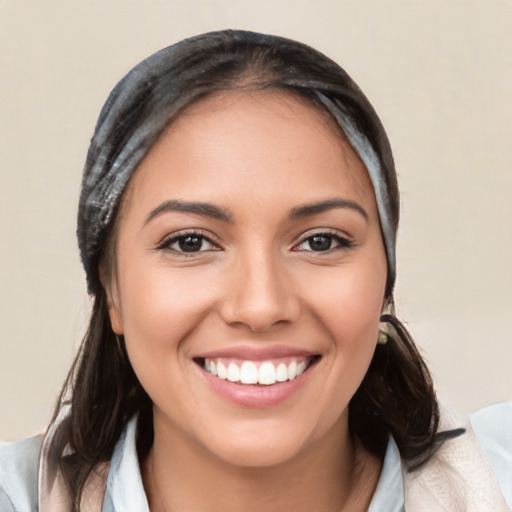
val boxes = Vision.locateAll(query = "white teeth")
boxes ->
[275,363,288,382]
[288,361,297,379]
[258,362,276,385]
[240,361,258,384]
[227,363,240,382]
[217,361,227,379]
[203,357,312,385]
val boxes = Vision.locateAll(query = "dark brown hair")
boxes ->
[51,30,444,510]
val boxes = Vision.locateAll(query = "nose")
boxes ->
[219,250,301,332]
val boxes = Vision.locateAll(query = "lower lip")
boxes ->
[197,360,317,408]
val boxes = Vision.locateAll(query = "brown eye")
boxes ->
[178,235,204,252]
[308,235,332,251]
[157,232,219,254]
[294,232,354,253]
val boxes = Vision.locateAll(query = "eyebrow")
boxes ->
[289,198,368,222]
[143,197,368,227]
[144,199,234,226]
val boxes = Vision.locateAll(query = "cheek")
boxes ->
[296,251,386,386]
[117,266,224,427]
[120,255,218,325]
[282,257,386,443]
[302,260,385,339]
[116,262,219,378]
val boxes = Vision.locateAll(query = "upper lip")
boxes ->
[195,345,318,361]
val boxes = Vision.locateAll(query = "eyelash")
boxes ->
[155,229,354,256]
[155,230,221,256]
[293,230,354,253]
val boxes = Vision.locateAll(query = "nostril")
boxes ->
[219,299,301,332]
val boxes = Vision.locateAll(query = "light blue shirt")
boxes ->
[1,402,511,511]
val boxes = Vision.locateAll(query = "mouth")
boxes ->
[194,355,321,386]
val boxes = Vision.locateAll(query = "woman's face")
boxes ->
[107,91,387,467]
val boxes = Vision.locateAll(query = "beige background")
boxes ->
[1,0,511,441]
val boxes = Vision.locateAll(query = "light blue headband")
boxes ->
[317,94,396,289]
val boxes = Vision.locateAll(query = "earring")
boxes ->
[377,330,388,345]
[377,299,395,345]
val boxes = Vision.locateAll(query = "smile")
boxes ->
[196,351,321,407]
[203,357,311,385]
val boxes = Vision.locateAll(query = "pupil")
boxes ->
[309,235,331,251]
[179,236,202,252]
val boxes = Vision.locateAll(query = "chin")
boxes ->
[208,434,306,469]
[196,413,333,469]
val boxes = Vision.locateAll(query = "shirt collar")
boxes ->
[103,416,149,512]
[368,436,405,511]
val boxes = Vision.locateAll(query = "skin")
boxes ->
[105,90,387,511]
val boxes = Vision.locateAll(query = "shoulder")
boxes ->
[470,400,512,440]
[0,435,42,512]
[403,402,512,511]
[470,400,512,507]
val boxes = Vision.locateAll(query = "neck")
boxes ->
[142,412,381,512]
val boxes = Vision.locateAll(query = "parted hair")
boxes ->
[50,30,444,511]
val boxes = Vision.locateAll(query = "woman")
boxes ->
[0,30,510,512]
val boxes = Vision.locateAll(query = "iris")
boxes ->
[179,235,203,252]
[309,235,332,251]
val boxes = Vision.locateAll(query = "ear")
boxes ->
[106,290,124,335]
[100,263,124,335]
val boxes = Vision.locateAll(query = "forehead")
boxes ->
[124,90,376,215]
